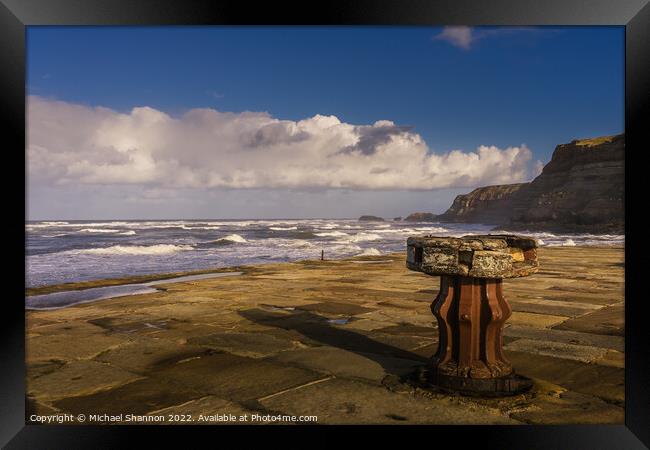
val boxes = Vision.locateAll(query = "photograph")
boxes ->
[23,24,626,427]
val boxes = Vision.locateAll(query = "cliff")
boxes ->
[438,134,624,233]
[437,183,527,224]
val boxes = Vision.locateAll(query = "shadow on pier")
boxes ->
[239,308,430,379]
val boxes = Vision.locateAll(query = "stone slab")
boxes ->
[187,331,299,358]
[509,311,569,328]
[297,302,376,315]
[53,376,204,417]
[260,377,517,424]
[508,298,603,317]
[266,346,422,383]
[148,395,256,424]
[94,338,212,373]
[510,380,625,425]
[553,304,624,336]
[27,323,128,362]
[504,325,624,352]
[594,350,625,369]
[374,323,438,337]
[238,308,427,361]
[505,350,624,405]
[153,351,325,402]
[504,338,609,364]
[28,360,142,401]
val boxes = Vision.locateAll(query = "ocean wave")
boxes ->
[275,239,316,249]
[210,221,255,227]
[546,239,577,247]
[214,234,248,244]
[358,248,382,256]
[318,223,340,229]
[180,225,221,230]
[371,228,418,234]
[315,231,349,237]
[26,221,70,229]
[413,227,449,233]
[269,226,298,231]
[283,231,319,239]
[26,222,67,229]
[69,244,194,256]
[78,228,121,233]
[581,240,624,246]
[28,221,130,230]
[119,230,137,236]
[345,233,382,243]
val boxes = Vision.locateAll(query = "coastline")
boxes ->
[27,246,624,424]
[26,244,624,298]
[26,266,254,297]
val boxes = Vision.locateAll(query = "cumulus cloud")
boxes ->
[27,96,535,191]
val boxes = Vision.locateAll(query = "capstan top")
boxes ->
[406,234,539,278]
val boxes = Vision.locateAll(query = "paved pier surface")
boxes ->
[26,246,624,424]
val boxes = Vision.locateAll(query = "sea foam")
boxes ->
[315,231,349,237]
[78,228,121,233]
[71,244,194,255]
[215,234,248,243]
[346,233,382,243]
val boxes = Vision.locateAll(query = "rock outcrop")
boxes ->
[358,215,384,221]
[404,212,439,222]
[438,134,624,233]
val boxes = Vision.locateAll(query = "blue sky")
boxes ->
[26,26,624,219]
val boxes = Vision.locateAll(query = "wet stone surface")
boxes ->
[26,246,624,424]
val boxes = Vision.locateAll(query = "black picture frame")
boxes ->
[2,0,648,448]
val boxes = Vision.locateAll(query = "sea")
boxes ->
[26,219,624,288]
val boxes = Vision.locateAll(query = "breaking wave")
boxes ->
[345,233,382,243]
[180,225,221,230]
[358,248,382,256]
[69,244,194,256]
[275,239,315,249]
[214,234,248,244]
[315,231,349,237]
[78,228,121,233]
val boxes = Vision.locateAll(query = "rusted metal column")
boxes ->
[406,234,539,395]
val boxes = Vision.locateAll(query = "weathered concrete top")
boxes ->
[406,234,539,278]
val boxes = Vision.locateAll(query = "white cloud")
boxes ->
[27,96,535,191]
[434,26,474,50]
[433,26,556,50]
[532,159,545,178]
